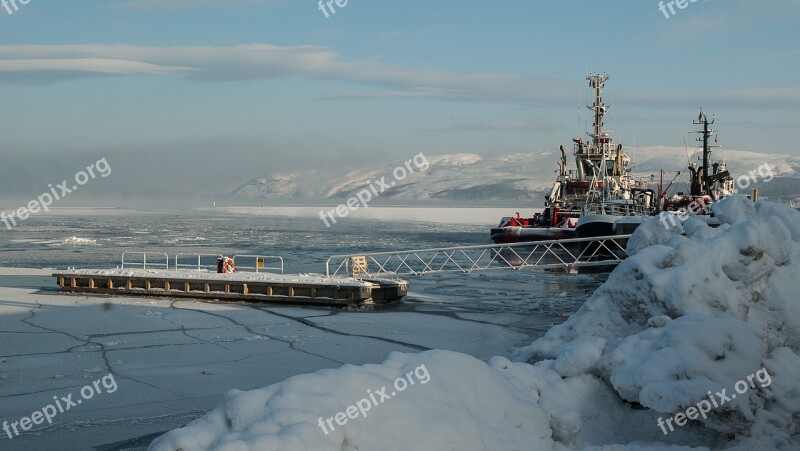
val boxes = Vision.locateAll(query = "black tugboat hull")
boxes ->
[575,214,617,239]
[490,226,576,244]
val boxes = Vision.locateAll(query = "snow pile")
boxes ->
[149,351,568,450]
[150,348,666,451]
[149,195,800,450]
[516,195,800,448]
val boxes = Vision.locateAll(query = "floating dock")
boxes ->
[53,268,408,307]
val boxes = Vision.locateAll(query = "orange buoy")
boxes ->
[217,257,236,273]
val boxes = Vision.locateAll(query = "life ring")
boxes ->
[221,257,236,273]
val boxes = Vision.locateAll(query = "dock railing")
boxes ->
[119,253,285,274]
[233,255,285,274]
[325,235,631,278]
[174,253,224,272]
[121,252,170,271]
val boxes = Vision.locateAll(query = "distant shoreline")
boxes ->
[0,205,545,226]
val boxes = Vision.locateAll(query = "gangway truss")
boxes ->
[326,235,632,278]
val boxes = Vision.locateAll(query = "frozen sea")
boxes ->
[0,208,606,450]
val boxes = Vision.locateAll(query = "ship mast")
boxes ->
[693,111,718,195]
[587,73,611,205]
[588,73,610,156]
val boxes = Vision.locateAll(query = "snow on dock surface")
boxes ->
[53,268,408,306]
[58,268,380,287]
[149,195,800,450]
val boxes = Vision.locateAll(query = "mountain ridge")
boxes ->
[230,148,800,202]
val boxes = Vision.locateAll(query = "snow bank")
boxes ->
[149,351,554,450]
[149,196,800,450]
[516,195,800,448]
[150,349,667,451]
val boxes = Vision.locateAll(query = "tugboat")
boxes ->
[491,73,656,244]
[488,142,584,243]
[577,110,735,239]
[661,111,735,213]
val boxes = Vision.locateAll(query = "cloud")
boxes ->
[0,57,189,75]
[0,44,797,109]
[0,44,573,105]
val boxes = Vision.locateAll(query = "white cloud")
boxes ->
[0,44,572,104]
[0,44,797,109]
[0,57,189,75]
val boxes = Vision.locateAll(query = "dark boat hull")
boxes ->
[490,226,576,244]
[574,215,617,239]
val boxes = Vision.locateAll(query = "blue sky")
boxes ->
[0,0,798,201]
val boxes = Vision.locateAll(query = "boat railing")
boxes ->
[582,201,653,216]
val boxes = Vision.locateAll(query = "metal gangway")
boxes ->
[326,235,632,278]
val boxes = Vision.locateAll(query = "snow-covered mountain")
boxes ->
[230,148,800,202]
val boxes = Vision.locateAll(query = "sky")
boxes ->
[0,0,798,204]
